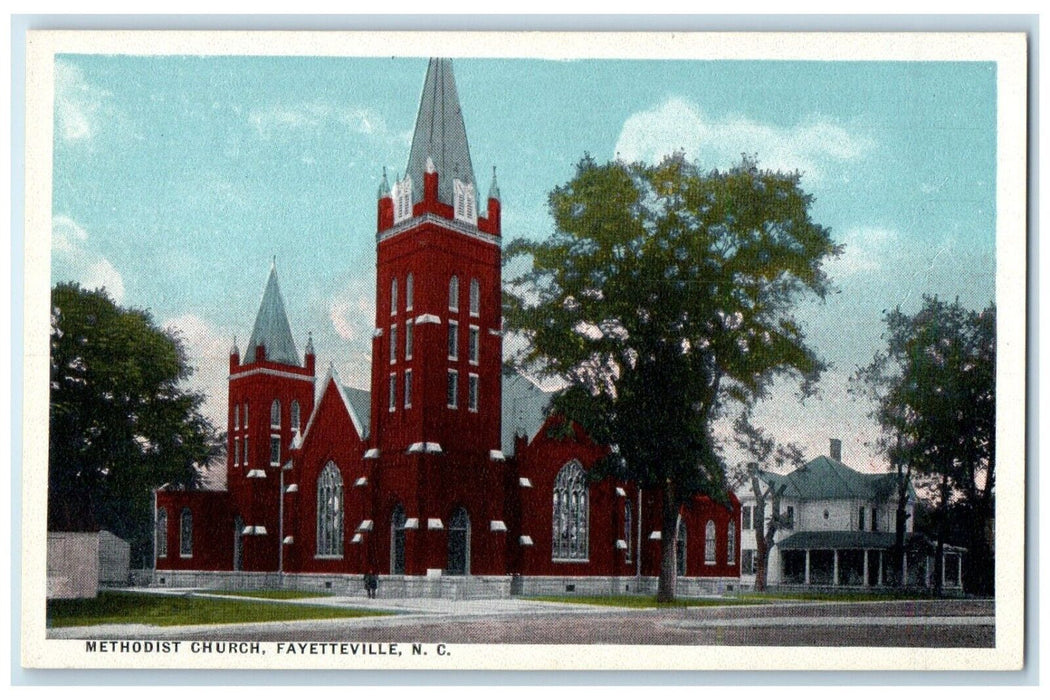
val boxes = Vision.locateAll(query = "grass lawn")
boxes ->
[47,591,389,628]
[204,589,333,600]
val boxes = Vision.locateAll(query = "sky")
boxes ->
[50,55,997,474]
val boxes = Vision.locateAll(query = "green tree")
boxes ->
[504,154,839,601]
[853,297,995,594]
[49,283,222,565]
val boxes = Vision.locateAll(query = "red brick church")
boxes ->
[155,59,740,596]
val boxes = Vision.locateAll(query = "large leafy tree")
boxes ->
[49,283,222,565]
[504,154,839,601]
[853,297,995,594]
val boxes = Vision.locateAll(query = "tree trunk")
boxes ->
[754,507,769,592]
[893,463,910,588]
[934,473,949,595]
[656,481,679,603]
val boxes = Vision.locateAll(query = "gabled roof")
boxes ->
[501,372,557,456]
[243,262,300,366]
[300,365,369,444]
[759,455,908,503]
[406,58,476,205]
[341,385,371,440]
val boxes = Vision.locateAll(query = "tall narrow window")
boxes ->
[404,370,413,409]
[406,273,414,311]
[291,400,301,432]
[448,320,459,360]
[677,520,688,575]
[316,461,343,557]
[234,404,240,431]
[467,373,479,412]
[871,507,878,532]
[234,437,241,467]
[704,520,717,564]
[469,278,480,316]
[243,436,249,466]
[742,505,752,530]
[858,507,866,531]
[389,373,397,412]
[390,324,398,364]
[447,507,470,575]
[552,461,588,561]
[270,400,280,429]
[180,508,193,557]
[156,508,168,558]
[447,370,458,409]
[243,402,248,427]
[727,520,736,564]
[391,503,406,574]
[390,278,398,315]
[449,276,459,312]
[270,435,281,466]
[784,506,795,529]
[624,501,633,563]
[405,319,414,360]
[468,326,479,364]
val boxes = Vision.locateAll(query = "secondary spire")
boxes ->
[243,262,300,366]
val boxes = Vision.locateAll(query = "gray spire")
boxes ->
[243,261,300,366]
[406,58,476,205]
[377,167,390,199]
[488,165,500,201]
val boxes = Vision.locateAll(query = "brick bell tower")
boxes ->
[369,58,508,576]
[227,262,315,572]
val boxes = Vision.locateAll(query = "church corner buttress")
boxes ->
[153,58,741,591]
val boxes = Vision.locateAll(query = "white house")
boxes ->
[738,439,964,590]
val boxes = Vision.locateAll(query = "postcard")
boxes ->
[21,29,1027,671]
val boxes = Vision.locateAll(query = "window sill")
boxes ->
[315,555,344,560]
[551,558,590,564]
[180,554,193,559]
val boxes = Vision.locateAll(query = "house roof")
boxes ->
[406,58,476,206]
[776,531,930,551]
[759,455,911,503]
[243,262,300,366]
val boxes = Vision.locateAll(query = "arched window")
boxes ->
[390,277,398,315]
[469,278,480,316]
[317,462,343,557]
[705,520,717,564]
[447,507,470,575]
[624,501,632,563]
[270,399,281,429]
[727,518,736,565]
[676,519,687,576]
[406,273,414,311]
[552,461,588,560]
[156,508,168,558]
[449,276,459,312]
[291,400,301,432]
[180,508,192,557]
[391,503,406,575]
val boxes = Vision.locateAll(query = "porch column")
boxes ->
[863,549,869,587]
[877,550,883,586]
[804,550,811,585]
[957,553,963,588]
[902,551,908,586]
[833,550,840,586]
[925,556,932,588]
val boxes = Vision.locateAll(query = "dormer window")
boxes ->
[453,179,477,225]
[392,176,413,224]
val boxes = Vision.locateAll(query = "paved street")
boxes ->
[50,591,994,647]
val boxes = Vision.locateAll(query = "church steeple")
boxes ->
[405,58,476,206]
[243,261,300,366]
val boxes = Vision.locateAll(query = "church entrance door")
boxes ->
[447,507,470,575]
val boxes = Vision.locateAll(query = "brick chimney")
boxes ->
[829,438,842,462]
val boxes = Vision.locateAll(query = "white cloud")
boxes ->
[52,216,126,303]
[614,97,871,183]
[328,273,376,343]
[249,102,410,147]
[825,226,900,278]
[54,59,110,144]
